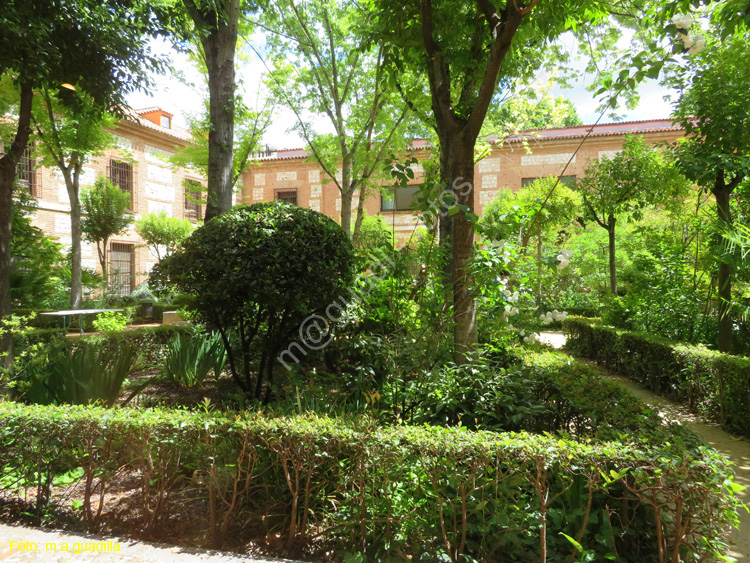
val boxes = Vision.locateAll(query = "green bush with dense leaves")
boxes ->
[563,316,750,436]
[162,331,227,388]
[153,202,355,402]
[18,342,138,407]
[0,402,739,561]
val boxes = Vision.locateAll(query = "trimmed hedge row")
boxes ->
[563,317,750,436]
[506,349,697,444]
[0,402,740,562]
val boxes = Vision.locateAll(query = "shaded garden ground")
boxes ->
[542,331,750,562]
[0,523,303,562]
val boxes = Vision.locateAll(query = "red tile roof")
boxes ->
[121,107,191,142]
[248,119,686,163]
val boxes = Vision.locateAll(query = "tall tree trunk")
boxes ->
[714,183,734,353]
[536,233,543,300]
[352,181,367,247]
[608,215,617,296]
[64,171,83,309]
[340,187,353,237]
[0,81,33,370]
[186,0,239,221]
[437,142,453,287]
[444,139,477,364]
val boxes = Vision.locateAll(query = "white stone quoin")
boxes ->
[308,170,320,183]
[478,158,501,173]
[254,173,265,186]
[598,150,622,160]
[147,201,172,216]
[277,171,297,181]
[481,175,498,189]
[54,213,71,234]
[145,145,173,163]
[521,153,576,166]
[253,188,264,201]
[145,181,175,202]
[147,163,173,185]
[480,190,498,204]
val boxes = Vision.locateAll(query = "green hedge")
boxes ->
[563,317,750,436]
[507,349,698,444]
[0,402,739,561]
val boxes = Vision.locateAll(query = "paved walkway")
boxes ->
[541,331,750,562]
[0,524,304,563]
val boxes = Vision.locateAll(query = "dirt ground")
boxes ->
[541,331,750,563]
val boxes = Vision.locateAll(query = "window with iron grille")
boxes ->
[521,175,576,188]
[275,188,298,205]
[16,145,38,196]
[109,242,135,296]
[381,186,420,211]
[109,159,134,209]
[184,179,203,222]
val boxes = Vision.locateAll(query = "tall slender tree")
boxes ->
[577,135,690,296]
[264,0,411,243]
[0,0,166,367]
[32,90,115,309]
[180,0,241,220]
[673,32,750,353]
[373,0,700,362]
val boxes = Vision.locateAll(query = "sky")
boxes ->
[126,36,678,151]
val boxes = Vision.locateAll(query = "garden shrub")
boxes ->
[18,342,137,407]
[564,317,750,436]
[153,202,355,403]
[0,402,739,562]
[162,331,227,388]
[404,347,697,446]
[92,311,129,333]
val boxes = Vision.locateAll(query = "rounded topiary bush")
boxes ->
[153,202,355,401]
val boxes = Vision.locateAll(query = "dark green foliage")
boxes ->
[153,202,355,402]
[10,197,65,308]
[19,342,137,407]
[162,331,227,388]
[564,317,750,436]
[0,402,738,561]
[402,347,696,446]
[81,177,133,278]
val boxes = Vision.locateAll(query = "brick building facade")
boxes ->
[243,119,684,244]
[15,114,683,295]
[17,108,207,295]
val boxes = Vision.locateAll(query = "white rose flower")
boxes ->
[558,259,570,270]
[671,13,692,29]
[689,35,705,54]
[680,32,695,48]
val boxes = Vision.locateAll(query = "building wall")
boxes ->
[26,115,203,293]
[20,118,685,295]
[241,124,684,245]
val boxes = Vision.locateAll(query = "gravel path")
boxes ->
[0,524,305,563]
[541,331,750,562]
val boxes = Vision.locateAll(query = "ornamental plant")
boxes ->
[152,202,354,403]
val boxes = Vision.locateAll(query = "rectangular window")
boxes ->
[160,115,171,129]
[275,188,298,205]
[381,186,420,211]
[16,145,38,196]
[109,159,134,209]
[521,175,576,188]
[184,179,203,222]
[109,242,135,297]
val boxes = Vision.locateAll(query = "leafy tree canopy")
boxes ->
[135,212,195,262]
[81,177,134,280]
